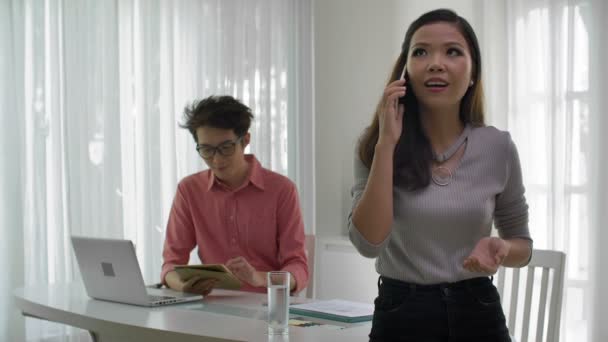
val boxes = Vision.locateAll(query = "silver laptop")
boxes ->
[71,236,203,306]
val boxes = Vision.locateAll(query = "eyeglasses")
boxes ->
[196,136,244,159]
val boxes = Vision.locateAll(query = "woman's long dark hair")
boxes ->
[357,9,486,191]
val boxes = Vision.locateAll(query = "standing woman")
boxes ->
[349,9,532,342]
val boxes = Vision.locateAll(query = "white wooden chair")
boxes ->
[495,249,567,342]
[303,234,315,298]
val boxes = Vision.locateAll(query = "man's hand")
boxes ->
[463,237,510,275]
[165,270,218,296]
[225,256,266,288]
[182,277,218,296]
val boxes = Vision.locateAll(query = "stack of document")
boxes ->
[289,299,374,323]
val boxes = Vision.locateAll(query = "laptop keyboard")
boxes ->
[149,295,174,302]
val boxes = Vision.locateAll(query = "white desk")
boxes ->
[14,284,371,342]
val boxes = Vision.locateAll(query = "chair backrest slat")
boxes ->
[547,251,567,342]
[497,267,506,297]
[535,268,550,342]
[521,267,535,342]
[508,268,520,333]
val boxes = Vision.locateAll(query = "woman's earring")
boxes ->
[469,80,474,87]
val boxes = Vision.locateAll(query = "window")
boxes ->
[508,2,591,340]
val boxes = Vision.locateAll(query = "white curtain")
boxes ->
[0,0,313,340]
[479,0,608,341]
[1,1,26,341]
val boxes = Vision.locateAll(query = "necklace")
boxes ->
[431,125,470,186]
[432,166,453,186]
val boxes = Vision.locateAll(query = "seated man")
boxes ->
[161,95,308,295]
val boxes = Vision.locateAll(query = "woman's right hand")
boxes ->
[377,78,406,147]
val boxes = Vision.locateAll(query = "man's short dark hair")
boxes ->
[180,95,254,143]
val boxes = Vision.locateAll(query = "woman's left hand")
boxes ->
[463,237,510,274]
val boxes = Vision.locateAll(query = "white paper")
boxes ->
[290,299,373,318]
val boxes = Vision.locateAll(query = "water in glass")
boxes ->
[267,283,289,335]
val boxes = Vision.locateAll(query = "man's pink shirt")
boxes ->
[161,155,308,293]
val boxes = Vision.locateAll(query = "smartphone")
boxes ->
[398,68,409,105]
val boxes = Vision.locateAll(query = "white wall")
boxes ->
[591,1,608,340]
[315,237,377,302]
[313,0,480,238]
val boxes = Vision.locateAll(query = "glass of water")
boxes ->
[267,271,290,335]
